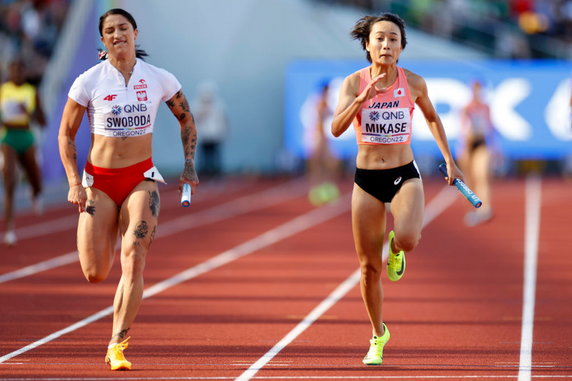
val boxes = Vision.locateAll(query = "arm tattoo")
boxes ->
[167,90,198,171]
[67,140,77,162]
[133,221,149,239]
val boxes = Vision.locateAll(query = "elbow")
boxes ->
[331,126,343,138]
[330,123,341,138]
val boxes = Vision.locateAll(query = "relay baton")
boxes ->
[181,183,192,207]
[438,163,482,208]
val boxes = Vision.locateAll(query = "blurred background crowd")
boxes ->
[317,0,572,59]
[0,0,70,84]
[0,0,570,220]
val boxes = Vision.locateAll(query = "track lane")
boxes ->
[0,180,354,378]
[1,177,569,380]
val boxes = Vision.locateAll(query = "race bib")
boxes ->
[360,107,411,144]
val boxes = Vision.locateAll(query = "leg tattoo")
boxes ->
[149,190,160,217]
[133,221,149,239]
[86,200,96,215]
[112,328,130,341]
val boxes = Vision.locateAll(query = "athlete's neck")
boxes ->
[370,65,397,88]
[109,56,137,81]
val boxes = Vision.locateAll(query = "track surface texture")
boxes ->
[1,175,570,380]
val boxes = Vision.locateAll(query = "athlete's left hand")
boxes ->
[443,162,464,186]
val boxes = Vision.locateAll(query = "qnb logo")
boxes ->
[103,94,117,101]
[369,111,380,121]
[111,105,122,115]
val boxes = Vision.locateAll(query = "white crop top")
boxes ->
[68,58,181,138]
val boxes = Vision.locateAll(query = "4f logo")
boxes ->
[103,94,117,101]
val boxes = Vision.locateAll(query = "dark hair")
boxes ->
[98,8,148,60]
[351,13,407,63]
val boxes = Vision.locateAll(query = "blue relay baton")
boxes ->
[181,183,192,207]
[438,163,482,208]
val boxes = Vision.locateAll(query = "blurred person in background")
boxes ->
[306,80,340,206]
[58,8,198,371]
[0,58,46,246]
[331,12,463,365]
[192,81,227,178]
[458,79,496,226]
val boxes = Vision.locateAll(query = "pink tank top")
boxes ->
[354,66,415,145]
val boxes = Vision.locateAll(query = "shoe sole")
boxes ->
[105,356,131,371]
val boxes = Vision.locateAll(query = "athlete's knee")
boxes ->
[393,232,420,252]
[82,267,108,283]
[359,258,383,278]
[120,242,147,274]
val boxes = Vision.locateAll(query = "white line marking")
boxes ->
[0,374,571,380]
[0,179,306,284]
[236,186,457,381]
[0,252,78,283]
[11,215,78,240]
[518,175,542,381]
[0,194,350,364]
[0,180,250,242]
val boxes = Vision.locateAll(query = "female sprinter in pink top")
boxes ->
[331,13,463,365]
[58,8,198,371]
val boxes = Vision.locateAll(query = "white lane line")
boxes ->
[518,175,542,381]
[11,215,78,240]
[0,252,78,283]
[0,179,306,284]
[0,375,571,380]
[0,194,351,364]
[0,180,251,242]
[236,185,457,381]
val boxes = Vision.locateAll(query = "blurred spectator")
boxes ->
[192,81,228,178]
[305,80,340,206]
[457,79,498,226]
[317,0,572,59]
[0,0,70,84]
[1,58,46,246]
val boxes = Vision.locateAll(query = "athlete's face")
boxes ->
[100,14,138,59]
[9,62,25,85]
[366,21,402,65]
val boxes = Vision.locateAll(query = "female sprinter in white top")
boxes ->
[58,8,199,371]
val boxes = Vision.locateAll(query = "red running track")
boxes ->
[0,175,570,380]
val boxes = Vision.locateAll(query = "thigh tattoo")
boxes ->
[149,190,160,217]
[86,200,96,216]
[133,220,149,239]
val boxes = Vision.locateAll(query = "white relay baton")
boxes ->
[181,183,192,207]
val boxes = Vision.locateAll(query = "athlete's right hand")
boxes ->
[67,184,87,213]
[356,73,387,104]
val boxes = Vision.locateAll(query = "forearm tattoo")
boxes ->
[133,221,149,239]
[149,190,160,217]
[167,90,197,160]
[183,158,198,182]
[67,139,77,162]
[181,125,197,159]
[149,225,157,245]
